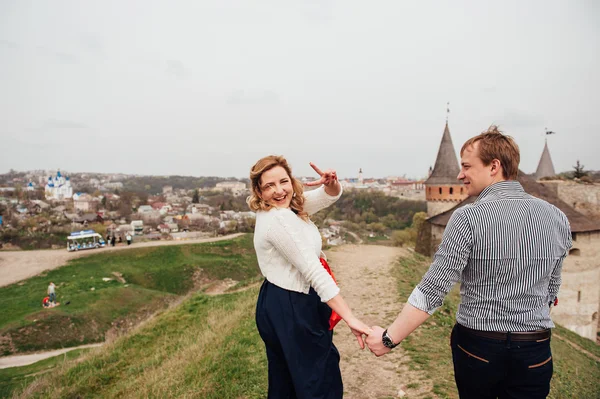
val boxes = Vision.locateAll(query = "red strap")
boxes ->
[320,258,342,330]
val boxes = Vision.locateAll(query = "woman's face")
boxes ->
[259,166,294,208]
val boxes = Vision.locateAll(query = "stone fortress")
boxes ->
[416,123,600,341]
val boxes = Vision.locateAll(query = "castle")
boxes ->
[45,170,73,201]
[416,123,600,341]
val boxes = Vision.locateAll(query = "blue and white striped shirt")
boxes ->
[409,180,572,332]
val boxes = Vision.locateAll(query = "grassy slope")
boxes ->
[0,234,259,355]
[394,253,600,399]
[0,348,92,398]
[6,245,598,398]
[12,288,268,399]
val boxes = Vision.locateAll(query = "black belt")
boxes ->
[457,324,551,342]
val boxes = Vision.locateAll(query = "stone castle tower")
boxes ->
[424,122,468,217]
[535,140,556,179]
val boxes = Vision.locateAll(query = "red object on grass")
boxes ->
[320,258,343,330]
[42,296,49,306]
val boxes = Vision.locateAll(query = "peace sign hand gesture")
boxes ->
[305,162,341,196]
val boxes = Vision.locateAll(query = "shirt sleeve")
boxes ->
[303,185,343,216]
[548,214,572,305]
[408,208,473,314]
[265,208,340,302]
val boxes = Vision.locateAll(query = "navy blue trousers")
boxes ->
[256,280,343,399]
[451,324,553,399]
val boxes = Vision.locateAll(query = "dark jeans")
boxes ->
[451,324,553,399]
[256,280,342,399]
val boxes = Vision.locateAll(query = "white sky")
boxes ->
[1,0,598,179]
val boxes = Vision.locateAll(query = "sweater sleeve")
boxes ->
[303,185,343,216]
[265,208,340,302]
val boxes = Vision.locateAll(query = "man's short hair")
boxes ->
[460,126,520,180]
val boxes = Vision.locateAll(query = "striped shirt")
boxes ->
[408,180,572,332]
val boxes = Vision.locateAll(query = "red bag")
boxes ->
[320,258,343,330]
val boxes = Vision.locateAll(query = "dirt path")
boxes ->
[0,343,103,369]
[327,245,430,398]
[0,233,244,288]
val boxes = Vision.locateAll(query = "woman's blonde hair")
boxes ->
[247,155,308,220]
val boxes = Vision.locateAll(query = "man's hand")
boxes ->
[365,325,392,357]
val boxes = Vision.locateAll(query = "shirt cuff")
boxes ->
[408,286,439,315]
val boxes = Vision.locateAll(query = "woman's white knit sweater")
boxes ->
[253,185,343,302]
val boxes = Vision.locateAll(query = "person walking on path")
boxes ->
[110,235,116,247]
[126,233,132,245]
[249,155,371,399]
[366,126,572,399]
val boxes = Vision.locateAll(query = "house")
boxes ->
[73,193,99,212]
[192,203,212,214]
[28,200,50,214]
[52,205,67,214]
[73,213,104,225]
[214,181,248,196]
[137,205,153,213]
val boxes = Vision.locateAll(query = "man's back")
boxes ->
[455,181,572,331]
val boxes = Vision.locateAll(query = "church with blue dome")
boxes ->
[45,170,73,200]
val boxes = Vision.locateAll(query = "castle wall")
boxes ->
[539,181,600,218]
[427,201,459,218]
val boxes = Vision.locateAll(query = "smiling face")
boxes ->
[458,142,503,196]
[259,166,294,208]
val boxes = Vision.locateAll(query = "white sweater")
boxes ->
[253,185,343,302]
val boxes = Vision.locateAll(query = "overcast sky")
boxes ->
[1,0,598,179]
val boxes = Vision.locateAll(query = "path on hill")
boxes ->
[0,343,103,370]
[0,233,245,288]
[327,245,430,399]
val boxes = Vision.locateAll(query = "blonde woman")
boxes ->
[248,155,371,399]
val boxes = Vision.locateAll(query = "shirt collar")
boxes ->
[475,180,525,202]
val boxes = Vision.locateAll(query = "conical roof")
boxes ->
[425,123,461,185]
[535,141,556,179]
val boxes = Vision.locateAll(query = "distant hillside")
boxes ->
[311,189,426,230]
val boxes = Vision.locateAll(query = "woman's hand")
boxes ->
[345,316,373,349]
[305,162,338,189]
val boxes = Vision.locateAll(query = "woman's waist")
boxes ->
[263,272,311,295]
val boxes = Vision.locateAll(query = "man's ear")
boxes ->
[490,159,502,177]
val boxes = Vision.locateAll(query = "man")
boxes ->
[126,232,132,245]
[366,126,572,398]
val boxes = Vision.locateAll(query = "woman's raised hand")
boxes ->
[305,162,338,188]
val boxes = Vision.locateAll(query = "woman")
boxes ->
[248,155,371,399]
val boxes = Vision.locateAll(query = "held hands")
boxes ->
[365,325,392,357]
[345,316,373,350]
[305,162,338,189]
